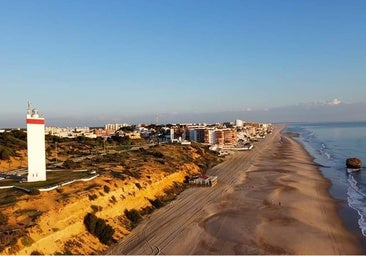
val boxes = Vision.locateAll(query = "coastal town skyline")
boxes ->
[1,0,366,127]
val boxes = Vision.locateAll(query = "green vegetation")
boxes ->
[62,159,82,169]
[0,148,13,160]
[0,194,17,206]
[148,198,165,209]
[110,195,117,203]
[154,182,186,207]
[14,208,39,216]
[0,128,146,169]
[103,185,110,193]
[0,188,22,207]
[30,250,43,255]
[124,209,142,229]
[28,188,40,195]
[139,147,164,158]
[90,205,101,213]
[0,211,8,225]
[0,171,93,190]
[0,130,27,160]
[83,213,115,245]
[88,194,98,201]
[21,236,34,247]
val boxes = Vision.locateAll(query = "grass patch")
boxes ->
[0,171,94,190]
[0,188,22,206]
[14,208,38,215]
[21,236,34,247]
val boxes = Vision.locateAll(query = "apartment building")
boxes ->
[223,129,237,145]
[104,123,129,133]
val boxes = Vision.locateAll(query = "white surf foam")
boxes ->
[347,176,366,236]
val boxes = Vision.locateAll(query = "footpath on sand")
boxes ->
[106,124,363,255]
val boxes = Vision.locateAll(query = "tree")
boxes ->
[0,212,8,225]
[124,209,142,228]
[84,213,115,245]
[0,148,11,160]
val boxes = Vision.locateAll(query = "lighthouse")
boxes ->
[27,102,46,182]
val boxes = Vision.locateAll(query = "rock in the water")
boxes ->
[346,158,362,169]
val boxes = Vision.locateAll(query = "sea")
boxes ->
[285,122,366,246]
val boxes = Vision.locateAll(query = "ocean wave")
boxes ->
[348,175,366,198]
[347,174,366,237]
[347,186,366,236]
[293,127,336,167]
[317,142,334,161]
[303,131,315,142]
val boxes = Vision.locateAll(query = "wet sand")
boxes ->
[106,124,363,254]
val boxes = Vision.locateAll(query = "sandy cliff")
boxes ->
[0,144,217,255]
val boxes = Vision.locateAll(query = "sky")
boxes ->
[1,0,366,127]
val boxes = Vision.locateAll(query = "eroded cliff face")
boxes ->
[0,144,220,255]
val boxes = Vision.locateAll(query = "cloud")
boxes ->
[328,98,341,105]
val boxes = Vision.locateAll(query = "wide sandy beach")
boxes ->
[106,124,363,254]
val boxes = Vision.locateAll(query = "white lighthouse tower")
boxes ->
[27,102,46,182]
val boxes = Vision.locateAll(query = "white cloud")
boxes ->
[328,98,341,105]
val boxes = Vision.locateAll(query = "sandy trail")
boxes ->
[106,124,363,255]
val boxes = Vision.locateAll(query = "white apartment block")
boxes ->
[105,123,129,131]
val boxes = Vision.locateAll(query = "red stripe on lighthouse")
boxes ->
[26,119,45,125]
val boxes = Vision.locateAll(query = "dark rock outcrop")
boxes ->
[346,158,362,169]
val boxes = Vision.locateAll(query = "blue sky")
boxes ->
[1,0,366,127]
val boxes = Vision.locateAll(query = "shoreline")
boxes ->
[255,127,363,254]
[106,124,364,254]
[287,128,366,251]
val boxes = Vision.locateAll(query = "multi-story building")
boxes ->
[215,130,225,145]
[104,123,129,133]
[196,129,205,143]
[223,129,237,145]
[235,119,244,127]
[204,129,216,144]
[186,127,238,146]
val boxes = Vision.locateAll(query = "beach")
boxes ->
[106,124,363,254]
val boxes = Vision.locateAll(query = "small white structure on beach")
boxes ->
[27,102,47,182]
[189,175,218,187]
